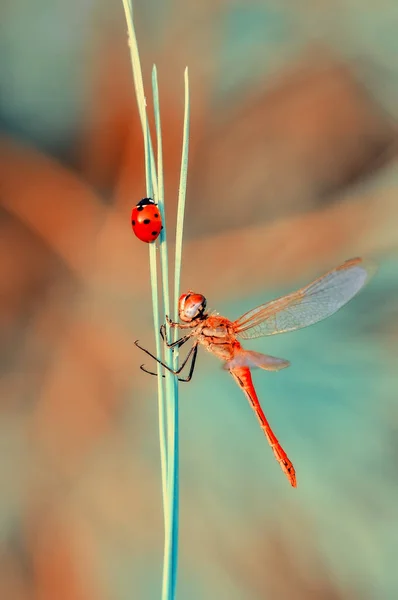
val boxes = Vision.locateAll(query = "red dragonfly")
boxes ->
[135,257,373,487]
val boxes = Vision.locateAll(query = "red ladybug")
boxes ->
[131,198,163,243]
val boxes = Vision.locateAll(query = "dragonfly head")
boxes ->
[178,291,207,322]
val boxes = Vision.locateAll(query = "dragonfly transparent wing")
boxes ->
[223,349,290,371]
[234,258,374,339]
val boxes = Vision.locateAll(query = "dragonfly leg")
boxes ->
[173,343,198,382]
[140,365,196,382]
[165,315,193,330]
[160,324,191,349]
[140,344,198,382]
[165,315,178,328]
[135,340,198,380]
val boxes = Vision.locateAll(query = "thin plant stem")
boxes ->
[173,68,190,326]
[151,65,179,600]
[121,3,190,599]
[122,0,168,518]
[121,0,169,584]
[169,67,190,599]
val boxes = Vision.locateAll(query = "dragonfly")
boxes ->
[135,257,374,487]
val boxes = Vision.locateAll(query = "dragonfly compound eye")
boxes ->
[179,292,207,322]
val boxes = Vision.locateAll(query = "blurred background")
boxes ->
[1,0,398,598]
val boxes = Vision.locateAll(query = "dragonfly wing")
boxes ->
[234,257,375,339]
[224,349,290,371]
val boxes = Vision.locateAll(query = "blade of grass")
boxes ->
[152,65,172,368]
[173,68,190,325]
[145,121,168,520]
[121,0,158,193]
[121,0,171,582]
[122,0,168,511]
[151,65,179,600]
[121,3,189,599]
[169,67,190,599]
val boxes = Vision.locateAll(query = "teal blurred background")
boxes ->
[1,1,398,599]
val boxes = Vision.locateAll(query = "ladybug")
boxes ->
[131,197,163,243]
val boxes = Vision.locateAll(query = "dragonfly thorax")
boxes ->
[178,291,207,322]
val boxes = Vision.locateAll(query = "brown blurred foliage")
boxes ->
[1,3,398,598]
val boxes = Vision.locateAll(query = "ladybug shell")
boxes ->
[131,198,163,243]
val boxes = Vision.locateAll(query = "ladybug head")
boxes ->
[136,197,156,209]
[178,291,207,322]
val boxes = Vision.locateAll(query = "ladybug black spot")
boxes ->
[143,219,151,224]
[161,225,164,230]
[154,213,159,218]
[137,206,144,212]
[132,220,136,226]
[152,231,158,236]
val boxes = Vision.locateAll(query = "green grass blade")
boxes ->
[152,65,181,600]
[121,0,170,581]
[168,66,190,599]
[121,5,189,599]
[173,68,190,325]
